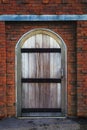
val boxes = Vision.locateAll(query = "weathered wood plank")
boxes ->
[57,84,61,108]
[28,36,36,108]
[35,34,42,108]
[21,34,61,110]
[22,41,29,108]
[42,34,50,108]
[49,37,61,108]
[22,83,29,108]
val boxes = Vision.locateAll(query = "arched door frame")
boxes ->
[15,28,67,117]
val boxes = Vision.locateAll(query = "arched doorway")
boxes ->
[15,28,67,117]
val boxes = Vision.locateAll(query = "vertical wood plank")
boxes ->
[42,34,50,108]
[53,39,61,108]
[50,37,61,108]
[22,40,29,108]
[35,34,42,108]
[57,84,61,108]
[28,36,36,108]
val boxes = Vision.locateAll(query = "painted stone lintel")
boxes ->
[0,15,87,21]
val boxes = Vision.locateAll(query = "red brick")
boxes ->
[42,0,49,4]
[2,0,9,3]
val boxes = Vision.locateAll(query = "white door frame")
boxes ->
[15,28,67,117]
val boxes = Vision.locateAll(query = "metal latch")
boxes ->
[61,68,64,78]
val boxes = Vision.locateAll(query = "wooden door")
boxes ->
[21,34,62,116]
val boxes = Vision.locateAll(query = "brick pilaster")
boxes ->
[0,22,7,118]
[77,21,87,117]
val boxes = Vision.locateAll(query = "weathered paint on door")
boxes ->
[21,34,61,110]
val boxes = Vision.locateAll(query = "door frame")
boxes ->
[15,28,67,117]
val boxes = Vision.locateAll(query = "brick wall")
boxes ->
[0,1,87,118]
[77,21,87,117]
[0,22,7,118]
[4,21,76,117]
[0,1,87,14]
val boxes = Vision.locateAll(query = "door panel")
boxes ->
[22,83,61,108]
[21,34,61,113]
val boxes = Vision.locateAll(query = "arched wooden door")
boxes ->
[16,29,67,117]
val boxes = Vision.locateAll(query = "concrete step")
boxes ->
[0,117,86,130]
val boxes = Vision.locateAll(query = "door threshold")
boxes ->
[22,112,63,117]
[18,116,66,119]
